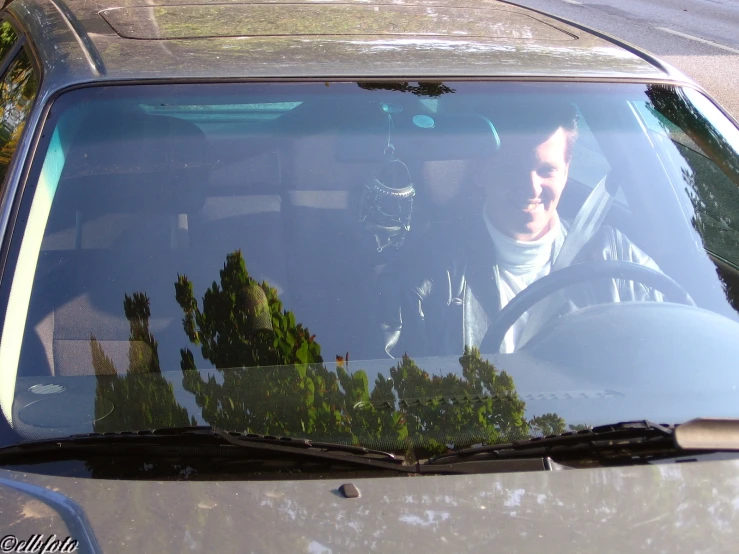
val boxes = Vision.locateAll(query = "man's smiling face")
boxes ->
[478,127,570,241]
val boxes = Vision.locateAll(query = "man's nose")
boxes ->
[521,171,544,199]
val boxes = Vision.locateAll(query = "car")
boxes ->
[0,0,738,551]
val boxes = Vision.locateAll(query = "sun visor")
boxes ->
[336,113,501,162]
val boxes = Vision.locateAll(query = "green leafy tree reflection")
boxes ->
[0,49,37,184]
[176,250,323,371]
[645,85,739,308]
[89,250,565,455]
[0,21,17,61]
[646,85,739,260]
[176,250,564,454]
[91,292,194,432]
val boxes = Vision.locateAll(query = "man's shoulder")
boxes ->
[580,225,659,268]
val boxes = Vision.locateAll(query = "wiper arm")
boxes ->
[158,426,399,461]
[10,420,734,474]
[0,428,563,475]
[0,426,414,473]
[430,419,739,465]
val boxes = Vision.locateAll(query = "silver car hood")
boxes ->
[1,458,738,553]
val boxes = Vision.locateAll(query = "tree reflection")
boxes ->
[90,250,564,457]
[646,85,739,184]
[175,250,564,453]
[176,250,323,371]
[646,85,739,248]
[646,85,739,308]
[0,49,38,184]
[357,82,456,97]
[0,21,17,60]
[91,293,194,433]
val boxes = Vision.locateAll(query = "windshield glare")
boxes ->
[2,81,739,457]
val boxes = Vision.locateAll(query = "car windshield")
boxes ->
[2,81,739,457]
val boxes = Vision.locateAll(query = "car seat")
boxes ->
[21,109,212,376]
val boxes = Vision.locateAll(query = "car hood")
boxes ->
[1,459,738,553]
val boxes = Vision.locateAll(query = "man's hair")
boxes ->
[489,101,580,162]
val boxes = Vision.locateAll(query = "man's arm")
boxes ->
[592,226,665,302]
[377,268,433,358]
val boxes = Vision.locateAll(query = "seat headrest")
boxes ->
[58,111,212,214]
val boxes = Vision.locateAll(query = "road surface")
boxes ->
[509,0,739,119]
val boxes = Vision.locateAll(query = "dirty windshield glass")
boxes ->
[2,82,739,459]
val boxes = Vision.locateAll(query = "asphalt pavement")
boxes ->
[507,0,739,120]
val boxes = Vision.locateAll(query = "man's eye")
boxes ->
[538,166,558,177]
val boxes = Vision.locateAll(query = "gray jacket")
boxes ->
[380,219,662,358]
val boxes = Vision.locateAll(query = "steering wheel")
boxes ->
[484,260,695,353]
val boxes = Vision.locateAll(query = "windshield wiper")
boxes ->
[0,427,558,475]
[9,420,733,475]
[0,426,415,473]
[160,426,399,460]
[428,419,739,466]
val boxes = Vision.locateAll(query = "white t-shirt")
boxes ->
[483,210,563,353]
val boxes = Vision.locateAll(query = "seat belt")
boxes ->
[515,173,619,349]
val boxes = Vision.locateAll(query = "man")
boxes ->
[380,103,661,358]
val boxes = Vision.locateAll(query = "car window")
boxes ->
[2,82,739,458]
[0,47,38,187]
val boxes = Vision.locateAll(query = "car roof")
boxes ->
[7,0,682,87]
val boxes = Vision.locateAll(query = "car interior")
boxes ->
[10,82,739,381]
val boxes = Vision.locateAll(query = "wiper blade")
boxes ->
[0,426,414,473]
[430,420,681,465]
[153,426,399,461]
[0,428,561,475]
[431,419,739,466]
